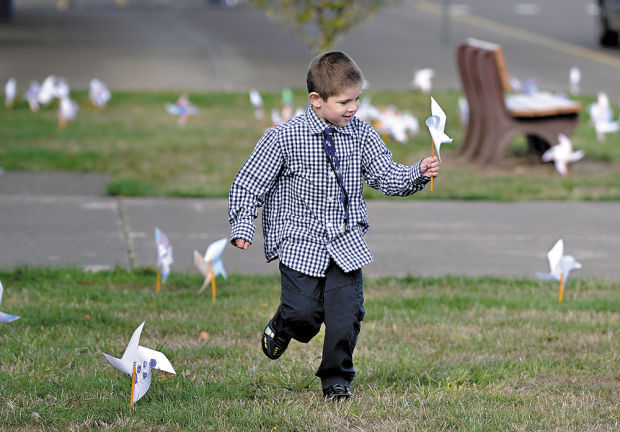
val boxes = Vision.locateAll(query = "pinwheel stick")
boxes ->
[430,141,435,192]
[130,361,137,407]
[210,269,216,301]
[156,267,161,292]
[559,272,564,304]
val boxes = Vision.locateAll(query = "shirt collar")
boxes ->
[305,104,355,136]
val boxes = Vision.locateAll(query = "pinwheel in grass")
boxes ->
[155,227,173,291]
[536,239,582,304]
[103,322,176,406]
[194,238,228,299]
[0,280,20,323]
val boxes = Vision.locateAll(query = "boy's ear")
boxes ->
[309,92,322,109]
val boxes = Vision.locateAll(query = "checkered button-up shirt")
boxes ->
[229,104,430,277]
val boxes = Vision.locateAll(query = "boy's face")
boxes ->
[310,84,362,127]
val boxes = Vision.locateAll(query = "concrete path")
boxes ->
[1,171,618,280]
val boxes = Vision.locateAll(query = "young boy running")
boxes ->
[229,51,439,401]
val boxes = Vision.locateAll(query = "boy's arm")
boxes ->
[228,128,283,248]
[362,127,433,196]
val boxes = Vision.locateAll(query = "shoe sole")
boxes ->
[262,325,286,360]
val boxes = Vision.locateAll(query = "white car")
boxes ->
[599,0,620,46]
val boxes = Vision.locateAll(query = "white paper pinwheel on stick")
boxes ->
[271,107,283,126]
[589,92,619,142]
[425,97,453,191]
[37,75,57,106]
[249,88,263,120]
[58,96,78,129]
[411,68,434,94]
[165,95,198,126]
[24,81,40,113]
[89,78,111,108]
[39,75,69,106]
[541,134,585,176]
[194,238,228,299]
[536,239,581,304]
[103,322,176,406]
[569,66,581,95]
[0,280,20,323]
[457,96,469,126]
[54,78,70,100]
[5,78,16,110]
[154,227,173,292]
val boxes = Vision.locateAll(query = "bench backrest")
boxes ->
[465,38,512,94]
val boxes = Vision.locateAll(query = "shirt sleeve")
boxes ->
[228,128,284,245]
[362,126,430,196]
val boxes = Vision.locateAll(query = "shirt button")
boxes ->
[340,224,346,233]
[329,171,335,177]
[326,222,333,228]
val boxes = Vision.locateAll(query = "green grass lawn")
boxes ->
[1,90,619,200]
[0,268,618,431]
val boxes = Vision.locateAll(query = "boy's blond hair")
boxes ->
[306,51,364,100]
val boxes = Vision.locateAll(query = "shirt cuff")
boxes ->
[230,219,256,245]
[410,159,431,186]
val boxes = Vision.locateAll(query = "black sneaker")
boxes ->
[322,384,354,401]
[261,322,290,360]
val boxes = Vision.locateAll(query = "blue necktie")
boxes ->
[322,127,349,225]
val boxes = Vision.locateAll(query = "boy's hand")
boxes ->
[421,156,439,178]
[234,238,250,250]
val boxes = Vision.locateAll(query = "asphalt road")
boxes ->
[1,0,619,99]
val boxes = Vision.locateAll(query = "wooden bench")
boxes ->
[456,39,581,165]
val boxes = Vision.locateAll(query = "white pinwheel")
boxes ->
[165,95,198,125]
[154,227,173,282]
[536,239,581,304]
[541,134,584,176]
[0,280,20,323]
[425,96,453,162]
[38,75,57,105]
[537,239,582,282]
[5,78,16,109]
[194,238,228,297]
[411,68,434,94]
[103,322,176,406]
[58,96,78,128]
[589,92,619,142]
[458,96,469,125]
[249,88,264,120]
[24,81,40,112]
[569,66,581,95]
[89,78,111,108]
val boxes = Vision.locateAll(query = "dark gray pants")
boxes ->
[271,261,365,388]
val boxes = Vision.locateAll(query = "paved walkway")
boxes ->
[1,171,619,280]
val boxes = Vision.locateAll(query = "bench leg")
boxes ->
[526,134,551,156]
[477,128,519,166]
[460,113,485,161]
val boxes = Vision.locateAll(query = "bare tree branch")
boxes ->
[250,0,390,53]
